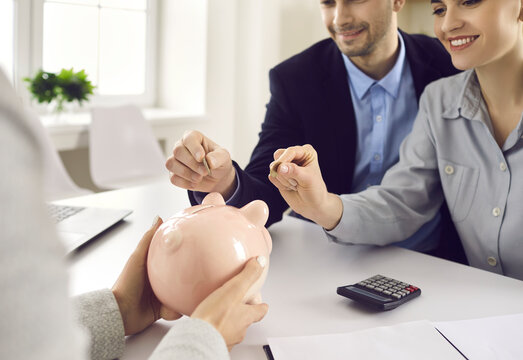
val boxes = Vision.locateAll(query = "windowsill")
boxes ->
[41,108,208,152]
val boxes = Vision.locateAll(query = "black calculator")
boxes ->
[337,275,421,311]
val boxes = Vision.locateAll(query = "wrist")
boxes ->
[313,193,343,231]
[212,167,237,200]
[112,289,131,335]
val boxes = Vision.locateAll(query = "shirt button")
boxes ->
[500,162,507,171]
[374,154,381,161]
[492,207,501,217]
[376,115,383,123]
[444,165,454,175]
[487,257,497,267]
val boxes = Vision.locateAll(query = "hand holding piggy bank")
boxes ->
[147,193,272,316]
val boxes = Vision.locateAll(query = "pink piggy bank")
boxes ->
[147,192,272,316]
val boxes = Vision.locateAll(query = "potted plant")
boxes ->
[24,68,95,114]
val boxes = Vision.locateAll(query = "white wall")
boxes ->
[231,0,326,166]
[156,0,328,166]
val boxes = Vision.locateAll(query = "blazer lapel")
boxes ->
[317,40,357,193]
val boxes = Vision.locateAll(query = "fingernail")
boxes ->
[257,255,267,268]
[195,151,202,161]
[280,164,289,174]
[206,155,215,166]
[151,215,160,227]
[288,178,297,187]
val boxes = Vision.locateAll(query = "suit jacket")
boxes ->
[190,31,467,263]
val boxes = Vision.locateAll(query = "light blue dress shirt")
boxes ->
[342,33,440,252]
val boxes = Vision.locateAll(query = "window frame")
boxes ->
[15,0,158,110]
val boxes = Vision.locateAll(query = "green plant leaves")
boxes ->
[24,68,95,111]
[24,70,58,104]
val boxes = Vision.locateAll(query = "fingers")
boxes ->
[166,131,233,191]
[246,303,269,324]
[182,130,225,171]
[182,130,208,162]
[270,144,316,170]
[168,156,202,189]
[269,145,318,191]
[159,305,182,321]
[132,216,163,260]
[268,165,296,191]
[168,140,207,182]
[222,256,267,302]
[204,147,232,171]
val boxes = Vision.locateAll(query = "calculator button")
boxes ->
[383,290,392,295]
[365,284,375,289]
[374,287,384,292]
[392,293,402,299]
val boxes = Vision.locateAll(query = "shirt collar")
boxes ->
[442,70,523,145]
[442,70,484,121]
[342,31,407,100]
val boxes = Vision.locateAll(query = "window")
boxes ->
[42,0,148,95]
[0,0,14,83]
[16,0,157,107]
[12,0,208,113]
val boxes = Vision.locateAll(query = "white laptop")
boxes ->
[48,203,132,254]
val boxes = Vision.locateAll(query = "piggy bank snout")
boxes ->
[153,223,184,252]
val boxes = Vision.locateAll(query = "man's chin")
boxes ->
[338,44,372,58]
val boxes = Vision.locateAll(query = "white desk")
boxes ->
[62,180,523,359]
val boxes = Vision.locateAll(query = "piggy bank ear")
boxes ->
[240,200,269,227]
[202,192,226,206]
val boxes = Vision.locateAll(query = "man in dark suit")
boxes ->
[165,0,465,261]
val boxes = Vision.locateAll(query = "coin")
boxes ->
[269,160,281,178]
[202,156,212,176]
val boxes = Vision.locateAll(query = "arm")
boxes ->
[169,68,305,227]
[328,97,444,245]
[270,94,444,245]
[112,217,268,358]
[0,109,90,359]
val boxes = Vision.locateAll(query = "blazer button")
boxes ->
[444,165,454,175]
[487,257,497,267]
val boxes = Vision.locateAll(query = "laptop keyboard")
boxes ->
[48,204,85,223]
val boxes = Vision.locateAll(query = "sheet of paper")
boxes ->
[435,313,523,360]
[268,320,464,360]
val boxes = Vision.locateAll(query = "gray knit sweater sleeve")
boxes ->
[73,290,126,360]
[150,318,230,360]
[74,290,230,360]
